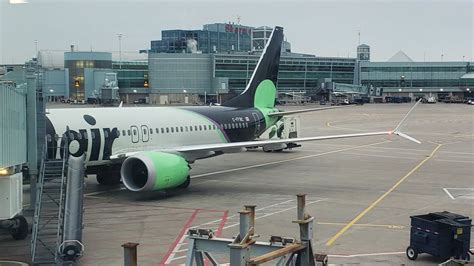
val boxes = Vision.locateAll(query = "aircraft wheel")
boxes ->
[10,215,28,240]
[178,175,191,189]
[96,172,121,185]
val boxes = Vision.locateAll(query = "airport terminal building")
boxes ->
[1,22,473,104]
[359,51,473,100]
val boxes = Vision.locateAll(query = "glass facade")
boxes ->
[360,62,474,90]
[214,54,356,91]
[112,61,148,88]
[151,23,253,54]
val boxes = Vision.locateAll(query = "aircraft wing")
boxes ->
[110,100,421,161]
[174,130,395,152]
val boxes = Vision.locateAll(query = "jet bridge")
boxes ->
[0,80,29,241]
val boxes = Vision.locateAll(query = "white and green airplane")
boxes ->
[45,26,420,192]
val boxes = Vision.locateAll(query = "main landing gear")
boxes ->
[94,166,122,186]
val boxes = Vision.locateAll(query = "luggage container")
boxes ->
[407,211,472,261]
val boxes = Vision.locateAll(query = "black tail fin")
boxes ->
[222,26,284,108]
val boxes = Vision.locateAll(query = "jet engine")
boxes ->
[121,152,189,192]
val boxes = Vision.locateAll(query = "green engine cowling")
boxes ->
[121,152,189,192]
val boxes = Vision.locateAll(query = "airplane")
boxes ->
[45,26,420,192]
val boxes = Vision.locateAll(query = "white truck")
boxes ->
[257,116,302,152]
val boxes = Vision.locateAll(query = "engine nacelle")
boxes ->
[121,152,189,192]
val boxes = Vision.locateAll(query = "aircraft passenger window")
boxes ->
[230,124,234,129]
[171,127,174,133]
[149,128,153,134]
[213,125,216,130]
[175,127,179,132]
[166,128,169,133]
[199,125,202,131]
[127,130,131,136]
[122,130,126,136]
[156,128,159,134]
[133,129,137,135]
[194,126,198,131]
[185,126,188,132]
[180,126,184,132]
[161,128,164,134]
[224,124,227,129]
[245,122,249,128]
[143,128,147,134]
[208,125,212,130]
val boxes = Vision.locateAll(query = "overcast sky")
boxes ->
[0,0,472,64]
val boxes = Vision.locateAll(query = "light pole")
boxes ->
[34,40,38,58]
[117,33,123,69]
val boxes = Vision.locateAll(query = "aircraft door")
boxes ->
[141,125,149,142]
[130,125,139,143]
[252,112,261,136]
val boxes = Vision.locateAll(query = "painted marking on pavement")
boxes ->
[160,209,200,265]
[443,188,474,200]
[329,247,474,258]
[325,143,443,246]
[164,209,228,264]
[318,222,405,229]
[329,251,405,258]
[443,188,456,200]
[223,199,326,230]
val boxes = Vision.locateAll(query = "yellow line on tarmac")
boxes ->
[318,222,405,229]
[325,143,443,246]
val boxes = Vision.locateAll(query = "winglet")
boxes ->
[391,99,422,144]
[394,131,421,144]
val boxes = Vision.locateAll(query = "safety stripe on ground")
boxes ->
[325,144,443,246]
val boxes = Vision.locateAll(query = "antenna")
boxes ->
[358,30,361,45]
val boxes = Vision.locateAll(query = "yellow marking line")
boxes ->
[318,222,405,229]
[325,143,443,246]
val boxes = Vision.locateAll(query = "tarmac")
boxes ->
[1,102,473,265]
